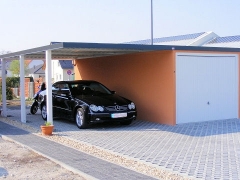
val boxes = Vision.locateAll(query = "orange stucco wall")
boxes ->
[74,50,176,125]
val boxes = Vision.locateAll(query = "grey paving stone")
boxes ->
[2,108,240,179]
[0,121,157,180]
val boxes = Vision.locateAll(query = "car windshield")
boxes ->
[69,82,112,96]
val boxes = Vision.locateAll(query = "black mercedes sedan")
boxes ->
[40,80,137,129]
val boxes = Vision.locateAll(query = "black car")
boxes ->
[40,80,137,129]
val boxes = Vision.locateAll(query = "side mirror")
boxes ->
[111,91,116,94]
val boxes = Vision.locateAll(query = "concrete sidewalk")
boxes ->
[0,120,157,180]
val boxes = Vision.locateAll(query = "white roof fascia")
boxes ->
[155,39,196,46]
[187,31,219,46]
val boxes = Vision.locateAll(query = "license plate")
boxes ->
[111,113,127,118]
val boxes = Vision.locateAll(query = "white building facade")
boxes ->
[51,60,74,83]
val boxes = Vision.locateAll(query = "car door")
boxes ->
[52,83,61,116]
[55,83,72,118]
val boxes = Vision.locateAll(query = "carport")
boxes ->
[0,42,173,124]
[1,42,240,125]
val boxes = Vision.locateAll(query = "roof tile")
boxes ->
[126,32,205,45]
[59,60,73,69]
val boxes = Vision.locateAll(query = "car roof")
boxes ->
[54,80,99,84]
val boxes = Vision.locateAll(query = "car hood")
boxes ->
[75,94,131,106]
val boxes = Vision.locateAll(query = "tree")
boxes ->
[9,60,29,77]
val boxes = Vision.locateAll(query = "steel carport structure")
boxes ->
[1,42,240,125]
[0,42,170,124]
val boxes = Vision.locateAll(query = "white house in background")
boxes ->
[203,35,240,48]
[28,60,44,69]
[126,31,240,48]
[126,31,219,46]
[28,64,45,80]
[0,59,43,78]
[51,60,74,82]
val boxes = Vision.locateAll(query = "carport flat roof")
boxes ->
[1,42,240,60]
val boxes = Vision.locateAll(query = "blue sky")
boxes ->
[1,0,240,52]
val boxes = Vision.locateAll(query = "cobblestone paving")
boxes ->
[5,108,240,179]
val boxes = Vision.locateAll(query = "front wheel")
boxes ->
[30,101,38,114]
[75,108,87,129]
[41,103,47,120]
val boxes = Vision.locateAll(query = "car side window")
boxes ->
[52,84,59,95]
[70,85,78,95]
[59,83,70,96]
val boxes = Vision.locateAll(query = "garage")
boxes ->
[176,53,238,124]
[1,43,240,125]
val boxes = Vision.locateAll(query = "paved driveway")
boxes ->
[4,107,240,179]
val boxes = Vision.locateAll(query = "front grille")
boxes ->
[105,105,128,112]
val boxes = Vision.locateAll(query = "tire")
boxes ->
[41,103,47,120]
[120,120,132,125]
[75,108,87,129]
[30,101,38,114]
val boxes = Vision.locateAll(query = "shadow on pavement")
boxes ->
[2,106,240,137]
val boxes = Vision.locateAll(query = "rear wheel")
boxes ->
[41,103,47,120]
[75,108,87,129]
[30,101,38,114]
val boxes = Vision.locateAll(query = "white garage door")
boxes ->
[176,53,238,124]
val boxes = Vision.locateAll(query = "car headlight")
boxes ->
[90,104,104,112]
[128,102,135,110]
[98,106,104,112]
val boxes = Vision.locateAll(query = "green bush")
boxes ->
[0,86,14,100]
[6,77,20,88]
[6,87,14,100]
[0,77,20,101]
